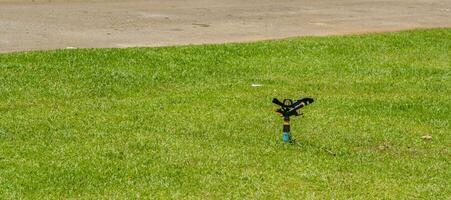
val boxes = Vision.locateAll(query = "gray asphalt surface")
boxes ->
[0,0,450,52]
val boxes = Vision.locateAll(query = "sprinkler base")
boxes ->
[282,132,291,142]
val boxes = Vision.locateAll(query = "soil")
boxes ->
[1,0,450,52]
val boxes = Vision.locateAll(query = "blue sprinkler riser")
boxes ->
[282,132,291,142]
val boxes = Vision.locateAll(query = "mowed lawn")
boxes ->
[0,29,450,199]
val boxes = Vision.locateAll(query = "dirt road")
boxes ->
[1,0,450,52]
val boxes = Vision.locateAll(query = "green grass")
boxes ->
[0,29,450,199]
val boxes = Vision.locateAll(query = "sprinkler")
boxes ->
[272,97,314,143]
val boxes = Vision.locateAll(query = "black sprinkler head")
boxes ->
[273,97,314,117]
[272,97,314,142]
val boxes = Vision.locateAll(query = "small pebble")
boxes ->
[421,135,432,140]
